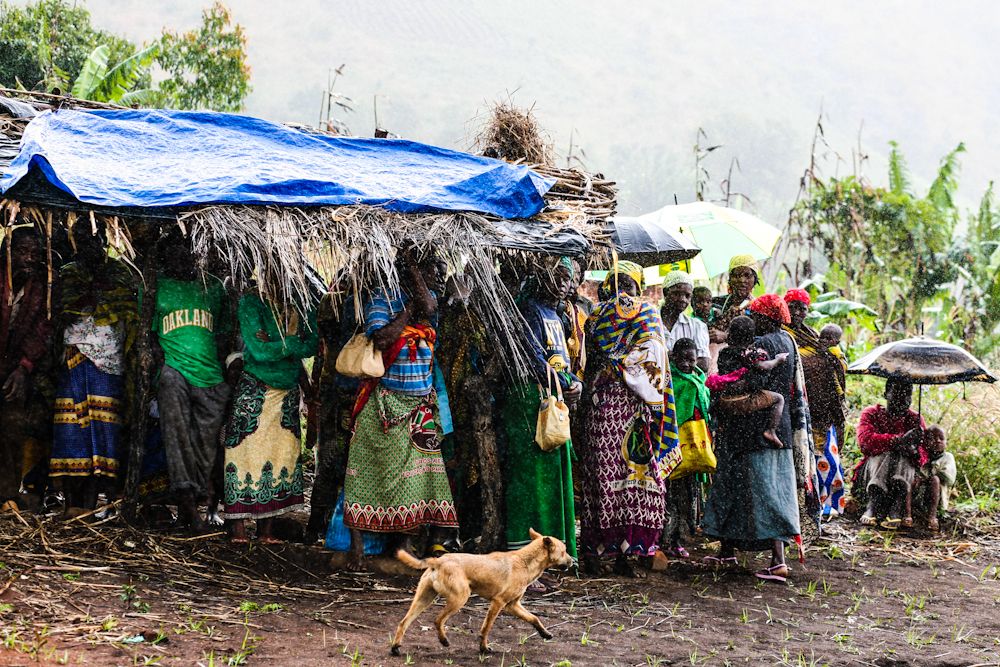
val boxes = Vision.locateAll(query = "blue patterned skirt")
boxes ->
[50,352,124,478]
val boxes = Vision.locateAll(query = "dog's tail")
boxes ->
[395,549,432,571]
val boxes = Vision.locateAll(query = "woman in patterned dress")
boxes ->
[223,287,317,544]
[342,254,457,568]
[578,261,682,576]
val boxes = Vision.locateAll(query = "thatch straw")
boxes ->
[472,101,554,165]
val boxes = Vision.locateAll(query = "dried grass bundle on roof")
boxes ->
[473,101,554,165]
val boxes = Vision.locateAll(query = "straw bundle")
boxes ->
[473,100,554,165]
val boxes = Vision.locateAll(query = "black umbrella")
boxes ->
[608,216,701,266]
[847,335,996,413]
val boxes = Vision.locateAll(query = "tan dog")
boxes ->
[390,528,574,655]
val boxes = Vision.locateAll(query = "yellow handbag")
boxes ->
[535,365,571,452]
[335,333,385,379]
[669,418,716,479]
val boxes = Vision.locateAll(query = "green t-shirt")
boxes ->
[154,276,230,387]
[240,293,318,390]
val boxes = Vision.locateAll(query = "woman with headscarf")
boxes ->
[703,294,807,583]
[577,261,681,576]
[503,257,582,563]
[707,255,761,374]
[784,289,847,518]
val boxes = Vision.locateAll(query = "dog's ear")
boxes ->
[528,527,542,540]
[543,536,553,552]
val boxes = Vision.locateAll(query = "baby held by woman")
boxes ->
[706,316,788,448]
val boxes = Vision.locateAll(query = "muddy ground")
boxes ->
[2,512,1000,667]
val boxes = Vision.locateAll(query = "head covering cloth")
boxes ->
[728,254,761,285]
[749,293,791,325]
[600,259,644,295]
[661,270,693,291]
[784,289,811,306]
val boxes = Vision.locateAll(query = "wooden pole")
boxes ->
[466,375,503,552]
[122,229,160,521]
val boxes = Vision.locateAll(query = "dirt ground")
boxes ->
[3,511,1000,667]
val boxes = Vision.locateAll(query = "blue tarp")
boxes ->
[0,109,553,218]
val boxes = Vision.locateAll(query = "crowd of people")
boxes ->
[0,224,959,585]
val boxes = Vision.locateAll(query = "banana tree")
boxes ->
[70,42,159,105]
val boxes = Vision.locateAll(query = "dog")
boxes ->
[390,528,574,655]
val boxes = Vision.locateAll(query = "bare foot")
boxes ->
[259,536,283,545]
[928,516,940,532]
[346,544,365,572]
[763,429,784,448]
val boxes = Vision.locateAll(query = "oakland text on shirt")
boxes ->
[161,308,215,335]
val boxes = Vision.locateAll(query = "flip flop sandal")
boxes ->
[665,546,690,559]
[702,555,738,567]
[754,565,789,583]
[859,514,878,526]
[427,543,450,557]
[880,518,902,531]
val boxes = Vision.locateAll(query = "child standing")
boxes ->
[664,337,713,558]
[691,286,718,324]
[707,316,788,448]
[907,425,956,531]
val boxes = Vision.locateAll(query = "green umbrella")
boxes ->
[636,202,782,279]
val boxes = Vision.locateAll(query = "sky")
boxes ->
[77,1,1000,224]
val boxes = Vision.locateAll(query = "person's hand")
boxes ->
[2,367,26,403]
[255,329,270,342]
[709,328,727,344]
[564,381,583,407]
[774,352,790,364]
[896,428,923,451]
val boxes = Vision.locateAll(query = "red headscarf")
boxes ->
[750,293,791,325]
[784,289,811,306]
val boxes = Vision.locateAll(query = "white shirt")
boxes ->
[662,311,710,360]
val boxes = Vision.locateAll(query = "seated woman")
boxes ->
[854,379,925,530]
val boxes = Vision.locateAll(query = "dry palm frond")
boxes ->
[184,204,610,379]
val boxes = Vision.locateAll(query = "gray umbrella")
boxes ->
[847,336,996,385]
[847,336,996,414]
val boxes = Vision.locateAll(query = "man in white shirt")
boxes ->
[660,271,710,372]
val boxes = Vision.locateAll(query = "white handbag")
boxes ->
[335,334,385,379]
[534,365,571,452]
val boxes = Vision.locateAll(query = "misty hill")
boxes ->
[83,0,1000,223]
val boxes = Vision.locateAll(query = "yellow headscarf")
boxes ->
[601,260,644,294]
[728,254,761,283]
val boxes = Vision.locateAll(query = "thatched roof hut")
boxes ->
[0,90,616,507]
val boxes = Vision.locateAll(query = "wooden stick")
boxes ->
[123,226,160,519]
